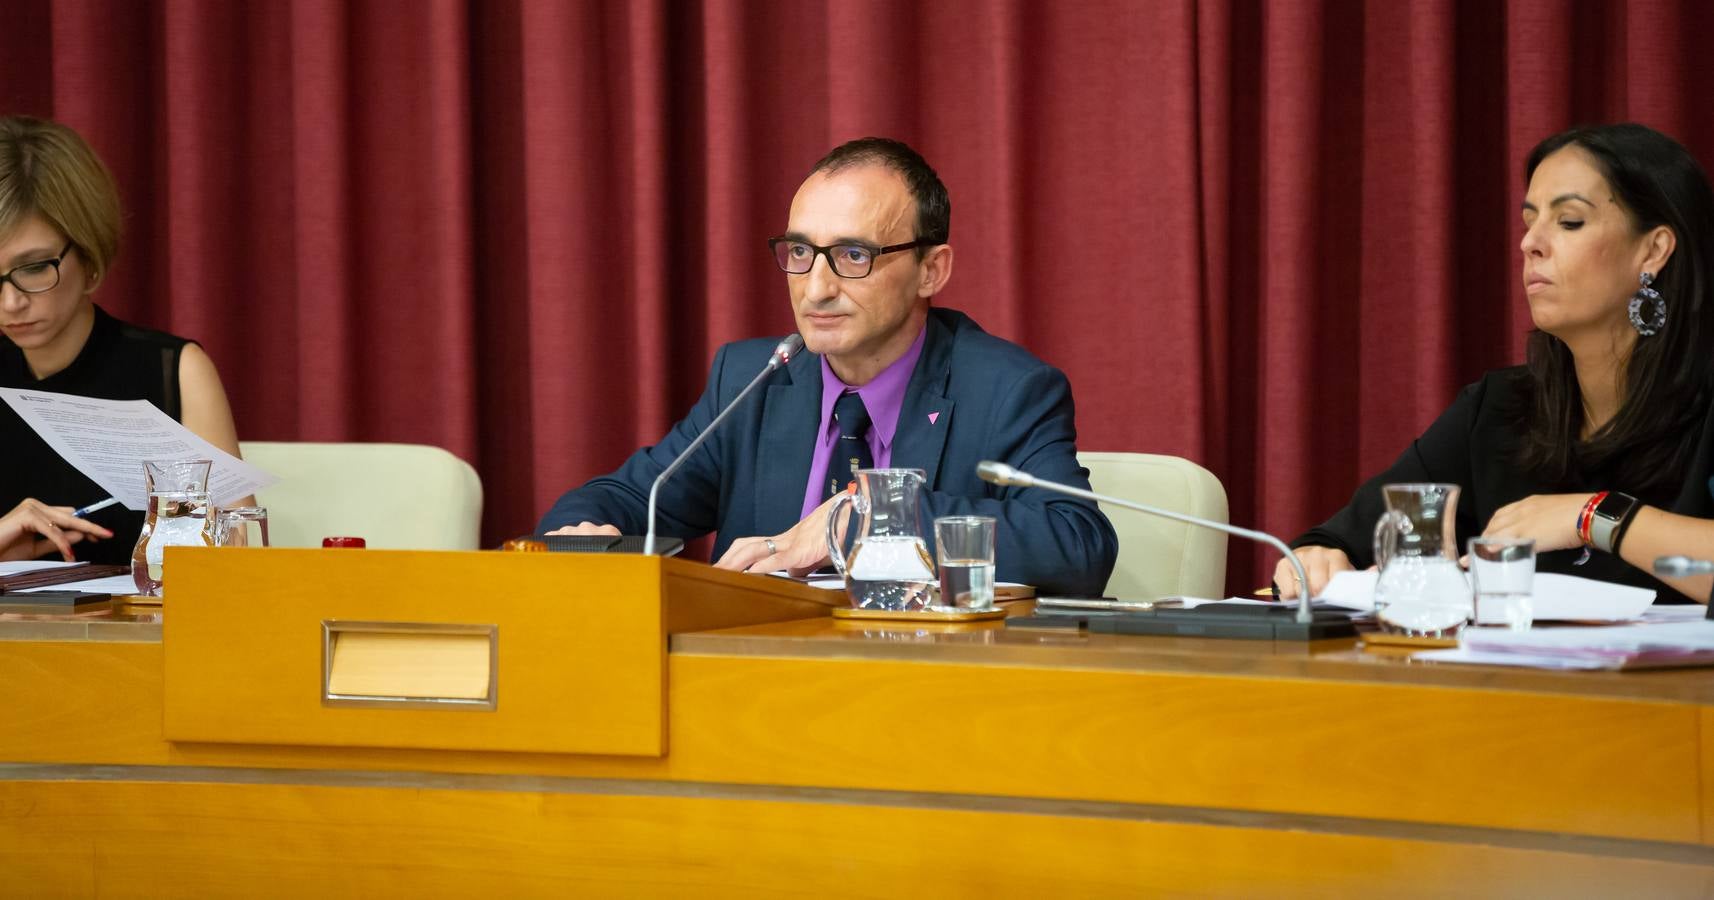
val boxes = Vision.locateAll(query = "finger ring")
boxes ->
[764,539,777,555]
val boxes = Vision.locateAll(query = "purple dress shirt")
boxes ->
[799,325,928,519]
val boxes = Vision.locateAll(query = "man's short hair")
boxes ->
[811,137,949,253]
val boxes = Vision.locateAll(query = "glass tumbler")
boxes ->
[933,515,997,611]
[215,506,271,548]
[1468,536,1536,632]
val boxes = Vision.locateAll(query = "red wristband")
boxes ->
[1576,491,1607,546]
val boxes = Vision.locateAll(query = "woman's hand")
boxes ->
[1483,493,1590,552]
[1272,546,1353,600]
[0,499,114,562]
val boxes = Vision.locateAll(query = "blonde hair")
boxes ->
[0,116,121,284]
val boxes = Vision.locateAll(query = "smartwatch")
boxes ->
[1588,491,1640,554]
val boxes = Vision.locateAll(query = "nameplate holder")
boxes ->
[322,620,498,711]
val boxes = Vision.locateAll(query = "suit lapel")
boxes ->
[892,313,954,488]
[755,348,822,532]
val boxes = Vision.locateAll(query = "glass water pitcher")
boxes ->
[1372,482,1470,637]
[824,468,936,611]
[131,459,216,596]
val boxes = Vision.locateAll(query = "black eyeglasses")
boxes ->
[768,236,935,279]
[0,241,75,295]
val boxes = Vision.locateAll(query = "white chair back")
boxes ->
[239,442,483,550]
[1077,451,1228,600]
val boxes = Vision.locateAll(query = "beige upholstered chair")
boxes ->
[1077,451,1228,600]
[238,442,483,550]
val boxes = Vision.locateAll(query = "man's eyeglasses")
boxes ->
[0,241,75,295]
[768,237,935,279]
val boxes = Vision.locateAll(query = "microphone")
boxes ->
[976,460,1353,639]
[1655,556,1714,577]
[643,334,804,555]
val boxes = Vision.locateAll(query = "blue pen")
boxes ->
[72,497,120,518]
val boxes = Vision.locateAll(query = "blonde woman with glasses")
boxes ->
[0,115,246,563]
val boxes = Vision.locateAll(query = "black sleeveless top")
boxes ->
[1,305,192,564]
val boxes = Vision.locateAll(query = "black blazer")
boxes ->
[1293,367,1714,603]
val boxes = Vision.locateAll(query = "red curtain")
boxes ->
[5,0,1713,591]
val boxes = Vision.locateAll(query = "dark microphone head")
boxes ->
[770,334,805,368]
[1655,555,1714,577]
[977,460,1033,487]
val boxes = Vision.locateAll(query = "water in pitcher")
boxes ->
[131,490,215,595]
[1372,483,1469,637]
[1372,555,1470,636]
[844,534,936,611]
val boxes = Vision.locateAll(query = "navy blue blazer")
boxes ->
[538,308,1118,595]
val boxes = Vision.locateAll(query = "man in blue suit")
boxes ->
[539,138,1116,596]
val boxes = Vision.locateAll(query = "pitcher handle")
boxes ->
[1372,509,1412,571]
[825,491,858,576]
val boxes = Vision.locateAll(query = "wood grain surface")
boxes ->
[7,560,1714,894]
[1,638,1702,844]
[3,780,1711,898]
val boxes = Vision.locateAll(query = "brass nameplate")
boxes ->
[322,620,497,710]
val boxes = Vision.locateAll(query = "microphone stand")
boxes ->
[976,461,1356,641]
[643,335,804,555]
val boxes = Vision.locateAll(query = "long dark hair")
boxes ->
[1517,124,1714,491]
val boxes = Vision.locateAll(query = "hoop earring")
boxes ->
[1628,271,1667,336]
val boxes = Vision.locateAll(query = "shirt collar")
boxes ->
[817,323,928,450]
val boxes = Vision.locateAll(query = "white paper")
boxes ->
[1,388,275,510]
[1423,622,1714,669]
[1320,569,1655,622]
[16,573,142,595]
[1175,596,1272,608]
[1639,604,1711,624]
[0,560,89,576]
[1412,647,1615,670]
[1461,620,1714,656]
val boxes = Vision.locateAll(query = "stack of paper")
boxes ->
[1419,620,1714,670]
[0,561,89,577]
[0,560,140,596]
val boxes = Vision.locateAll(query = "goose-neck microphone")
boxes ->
[643,334,803,555]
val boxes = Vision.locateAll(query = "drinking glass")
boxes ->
[215,506,270,548]
[1468,537,1535,632]
[933,515,996,611]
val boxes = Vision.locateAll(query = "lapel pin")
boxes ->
[927,412,940,425]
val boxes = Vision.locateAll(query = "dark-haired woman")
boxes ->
[1277,123,1714,604]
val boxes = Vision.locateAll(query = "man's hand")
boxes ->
[545,522,622,537]
[0,499,114,562]
[1272,546,1353,600]
[1483,493,1588,552]
[715,495,844,576]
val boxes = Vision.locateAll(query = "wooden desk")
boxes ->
[4,601,1714,896]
